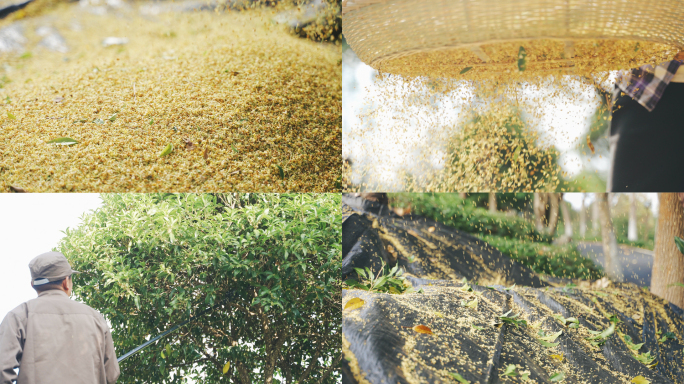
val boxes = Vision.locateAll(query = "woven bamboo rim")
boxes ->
[343,0,684,79]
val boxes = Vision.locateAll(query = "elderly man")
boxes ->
[0,252,120,384]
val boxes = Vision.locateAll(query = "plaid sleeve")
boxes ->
[614,60,682,112]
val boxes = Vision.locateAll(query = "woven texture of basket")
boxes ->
[343,0,684,79]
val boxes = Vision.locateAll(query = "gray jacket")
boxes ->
[0,290,120,384]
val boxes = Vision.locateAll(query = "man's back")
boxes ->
[0,290,120,384]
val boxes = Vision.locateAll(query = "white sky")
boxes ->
[0,194,103,319]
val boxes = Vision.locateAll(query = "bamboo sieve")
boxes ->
[342,0,684,79]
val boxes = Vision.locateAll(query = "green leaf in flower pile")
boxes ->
[47,137,79,146]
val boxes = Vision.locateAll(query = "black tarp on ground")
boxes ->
[342,196,684,384]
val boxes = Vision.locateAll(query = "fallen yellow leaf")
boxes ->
[222,362,230,375]
[344,298,365,311]
[631,376,650,384]
[413,325,433,335]
[550,353,564,361]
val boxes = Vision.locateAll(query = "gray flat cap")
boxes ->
[29,252,81,286]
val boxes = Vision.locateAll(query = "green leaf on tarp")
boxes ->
[47,137,78,146]
[447,372,469,383]
[93,118,104,124]
[539,330,562,343]
[622,334,644,351]
[472,325,484,331]
[159,143,173,157]
[7,111,16,120]
[503,364,517,376]
[675,236,684,254]
[538,339,560,348]
[586,323,615,346]
[550,372,565,382]
[109,114,117,122]
[459,67,473,75]
[277,165,285,179]
[658,331,676,343]
[517,46,527,72]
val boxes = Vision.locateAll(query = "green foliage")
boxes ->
[58,193,341,384]
[479,235,603,280]
[344,262,423,294]
[390,193,551,242]
[578,235,654,251]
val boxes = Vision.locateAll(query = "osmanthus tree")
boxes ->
[58,193,341,384]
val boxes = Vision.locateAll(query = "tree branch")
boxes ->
[314,353,342,384]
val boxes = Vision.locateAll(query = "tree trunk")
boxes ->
[650,193,684,308]
[592,196,600,236]
[561,195,573,237]
[579,194,587,238]
[533,193,545,233]
[488,193,497,213]
[628,194,638,241]
[533,193,560,235]
[546,194,560,236]
[597,193,623,282]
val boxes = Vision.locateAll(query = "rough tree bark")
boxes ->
[579,194,587,238]
[650,193,684,308]
[534,193,544,233]
[597,193,624,282]
[561,195,573,238]
[488,193,497,213]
